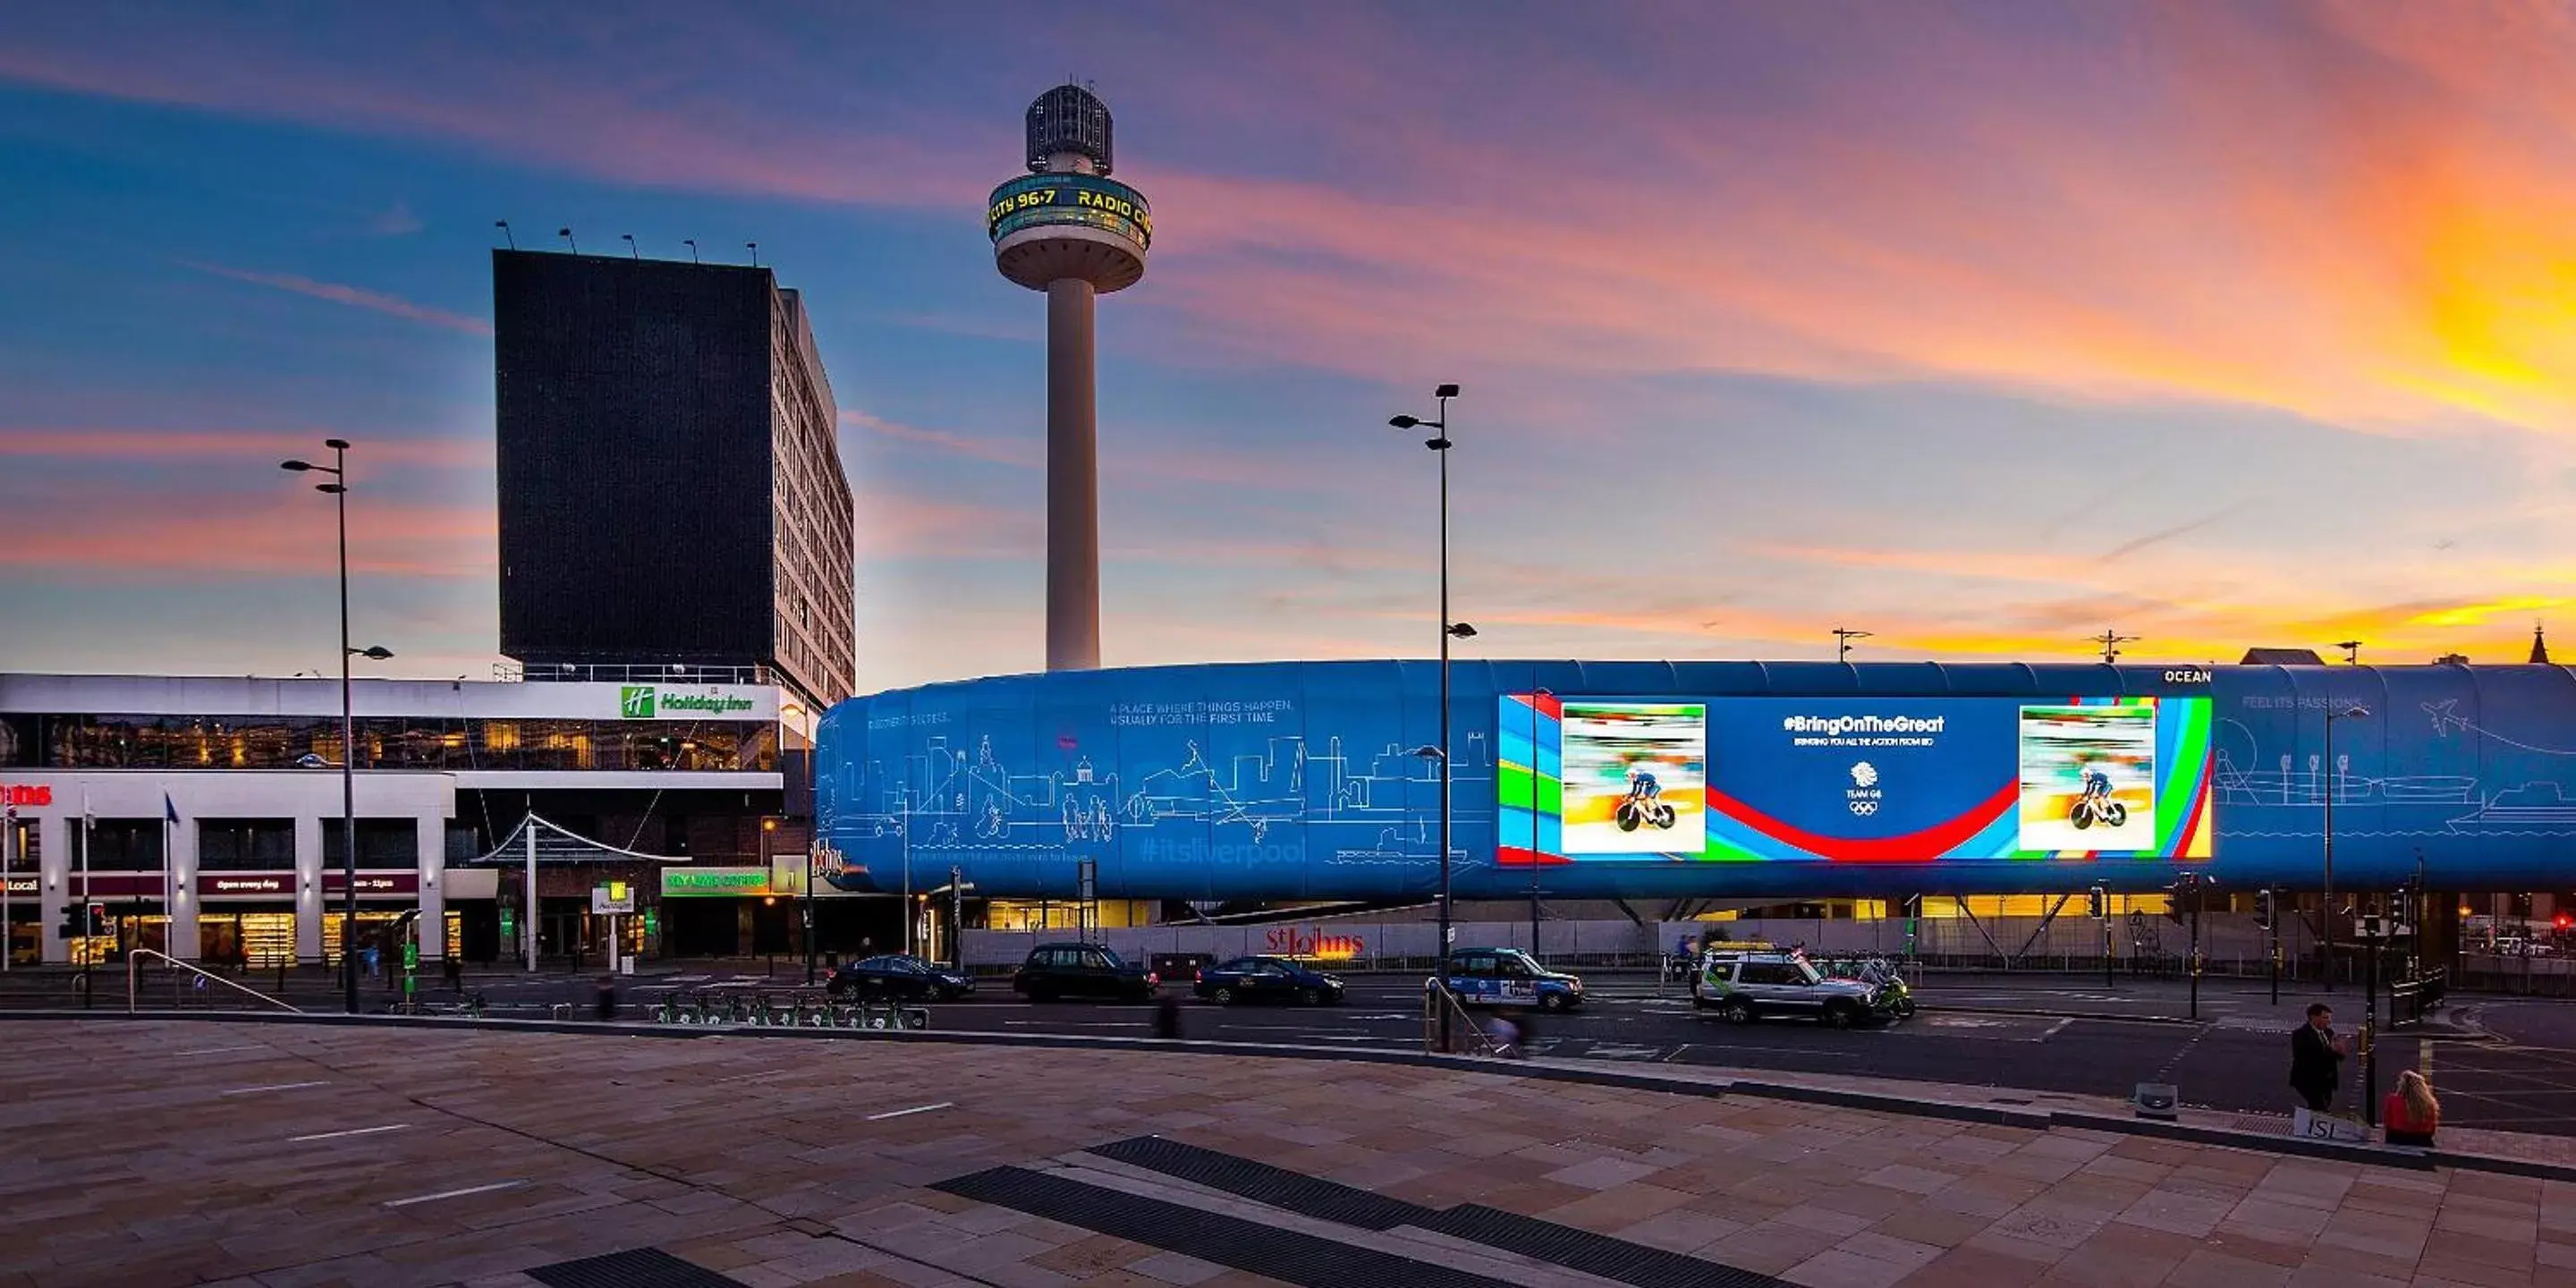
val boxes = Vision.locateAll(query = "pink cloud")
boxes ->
[0,428,485,469]
[0,489,495,581]
[180,261,491,335]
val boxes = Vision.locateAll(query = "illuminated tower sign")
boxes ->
[989,84,1151,672]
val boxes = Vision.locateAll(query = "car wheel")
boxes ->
[1539,991,1569,1013]
[1823,1003,1857,1030]
[1724,999,1756,1025]
[1213,987,1235,1004]
[1299,987,1322,1006]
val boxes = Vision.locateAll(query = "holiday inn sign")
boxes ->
[615,685,765,720]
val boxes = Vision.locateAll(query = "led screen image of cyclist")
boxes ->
[1561,701,1707,854]
[2016,704,2157,851]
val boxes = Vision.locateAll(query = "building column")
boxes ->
[168,812,199,962]
[415,814,445,961]
[38,814,69,965]
[294,815,325,965]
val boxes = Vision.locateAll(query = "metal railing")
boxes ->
[1420,979,1505,1056]
[125,949,303,1014]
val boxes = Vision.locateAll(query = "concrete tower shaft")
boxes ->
[988,85,1151,672]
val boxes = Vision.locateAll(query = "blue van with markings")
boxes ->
[1439,948,1585,1012]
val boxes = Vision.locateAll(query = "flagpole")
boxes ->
[3,801,14,973]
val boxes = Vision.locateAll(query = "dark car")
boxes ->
[827,954,975,1002]
[1011,942,1159,1002]
[1192,955,1346,1005]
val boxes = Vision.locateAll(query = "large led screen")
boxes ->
[1499,694,2211,865]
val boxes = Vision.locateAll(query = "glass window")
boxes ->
[1080,950,1113,970]
[1216,958,1255,972]
[198,819,296,871]
[77,820,165,872]
[322,819,417,868]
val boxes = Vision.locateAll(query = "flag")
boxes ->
[164,793,180,826]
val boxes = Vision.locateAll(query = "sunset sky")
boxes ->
[4,2,2572,691]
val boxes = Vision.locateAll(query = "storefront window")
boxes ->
[321,819,418,868]
[28,714,777,773]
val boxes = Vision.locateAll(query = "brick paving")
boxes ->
[0,1021,2571,1287]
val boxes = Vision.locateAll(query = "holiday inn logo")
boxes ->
[617,685,757,719]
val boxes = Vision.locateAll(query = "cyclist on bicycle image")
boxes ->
[1625,766,1663,803]
[2080,763,2114,803]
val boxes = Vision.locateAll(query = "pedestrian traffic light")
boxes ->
[2087,886,2108,919]
[2255,888,2275,930]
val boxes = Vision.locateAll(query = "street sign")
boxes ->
[590,881,635,914]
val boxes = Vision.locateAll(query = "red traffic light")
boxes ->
[2556,913,2572,930]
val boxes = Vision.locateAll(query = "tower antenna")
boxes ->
[2093,630,2140,665]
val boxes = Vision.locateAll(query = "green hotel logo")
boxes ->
[619,685,756,719]
[662,868,772,896]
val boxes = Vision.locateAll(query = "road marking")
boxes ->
[2420,1037,2435,1079]
[291,1123,410,1143]
[385,1180,526,1208]
[866,1101,953,1121]
[221,1080,326,1096]
[174,1045,267,1057]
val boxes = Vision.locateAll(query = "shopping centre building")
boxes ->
[0,671,833,968]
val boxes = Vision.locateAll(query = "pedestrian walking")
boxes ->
[2289,1003,2352,1112]
[2384,1070,2440,1147]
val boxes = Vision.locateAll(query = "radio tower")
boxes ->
[989,84,1152,671]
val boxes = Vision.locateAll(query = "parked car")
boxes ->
[1439,947,1585,1012]
[827,954,976,1002]
[1694,949,1888,1028]
[1011,942,1159,1002]
[1193,955,1346,1005]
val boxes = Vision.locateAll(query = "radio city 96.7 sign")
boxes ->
[987,173,1153,250]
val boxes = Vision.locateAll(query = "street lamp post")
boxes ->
[2320,704,2370,994]
[281,441,394,1015]
[1392,385,1474,1052]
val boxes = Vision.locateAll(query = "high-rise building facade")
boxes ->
[493,250,856,708]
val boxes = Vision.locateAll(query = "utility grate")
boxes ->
[1089,1134,1436,1230]
[936,1165,1514,1288]
[525,1247,746,1288]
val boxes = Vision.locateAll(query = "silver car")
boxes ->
[1694,950,1885,1028]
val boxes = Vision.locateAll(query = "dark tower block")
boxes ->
[989,85,1150,672]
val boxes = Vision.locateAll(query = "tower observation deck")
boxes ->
[989,84,1152,672]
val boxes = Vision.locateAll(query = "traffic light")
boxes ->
[2087,886,2108,919]
[86,903,107,936]
[2556,913,2572,932]
[56,903,79,940]
[2255,888,2276,930]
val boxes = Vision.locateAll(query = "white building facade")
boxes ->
[0,673,794,967]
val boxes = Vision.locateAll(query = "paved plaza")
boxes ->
[3,1021,2574,1288]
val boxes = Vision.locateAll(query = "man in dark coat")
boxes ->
[2290,1003,2351,1111]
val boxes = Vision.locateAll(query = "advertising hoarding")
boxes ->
[1500,694,2212,865]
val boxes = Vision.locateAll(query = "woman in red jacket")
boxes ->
[2384,1070,2440,1147]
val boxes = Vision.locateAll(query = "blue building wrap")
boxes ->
[814,660,2576,899]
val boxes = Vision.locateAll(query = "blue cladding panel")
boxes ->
[817,660,2576,899]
